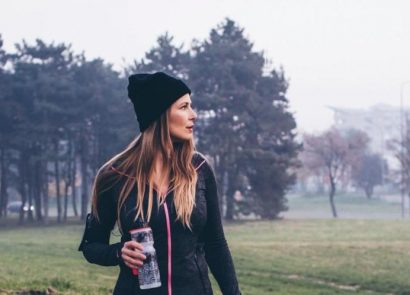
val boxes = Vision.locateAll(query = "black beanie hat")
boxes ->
[127,72,191,132]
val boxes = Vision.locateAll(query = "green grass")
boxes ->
[283,193,403,219]
[1,219,410,294]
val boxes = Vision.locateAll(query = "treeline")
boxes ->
[0,37,133,224]
[0,18,300,223]
[300,124,410,218]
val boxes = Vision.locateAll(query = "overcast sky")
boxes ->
[2,0,410,132]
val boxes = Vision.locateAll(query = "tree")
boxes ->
[387,117,410,216]
[9,39,78,223]
[71,57,131,219]
[1,20,301,222]
[3,38,130,223]
[352,153,385,198]
[303,128,369,218]
[0,34,13,217]
[191,18,300,219]
[127,32,191,79]
[242,71,300,219]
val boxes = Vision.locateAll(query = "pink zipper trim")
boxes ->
[196,160,206,171]
[163,202,172,295]
[115,158,205,295]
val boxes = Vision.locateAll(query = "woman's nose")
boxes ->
[191,109,198,120]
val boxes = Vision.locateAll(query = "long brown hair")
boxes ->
[91,108,197,231]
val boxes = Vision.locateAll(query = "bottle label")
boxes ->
[129,227,161,289]
[139,250,161,289]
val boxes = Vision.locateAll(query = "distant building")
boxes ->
[328,103,409,169]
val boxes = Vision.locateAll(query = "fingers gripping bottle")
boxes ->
[129,227,161,289]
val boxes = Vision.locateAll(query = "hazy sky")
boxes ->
[2,0,410,132]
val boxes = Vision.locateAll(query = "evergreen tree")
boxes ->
[128,32,191,79]
[190,19,300,219]
[0,35,13,217]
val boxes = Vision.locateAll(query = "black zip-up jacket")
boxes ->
[78,152,241,295]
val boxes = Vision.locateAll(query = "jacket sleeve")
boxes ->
[201,161,241,295]
[78,179,123,267]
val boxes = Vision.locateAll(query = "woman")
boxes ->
[79,72,242,295]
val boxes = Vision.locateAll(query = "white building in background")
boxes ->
[328,103,409,169]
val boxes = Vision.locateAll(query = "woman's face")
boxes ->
[168,93,197,142]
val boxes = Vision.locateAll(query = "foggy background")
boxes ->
[2,0,410,222]
[2,0,410,132]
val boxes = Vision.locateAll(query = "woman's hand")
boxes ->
[121,241,146,269]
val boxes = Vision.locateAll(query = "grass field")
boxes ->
[1,218,410,295]
[1,194,410,295]
[283,193,404,219]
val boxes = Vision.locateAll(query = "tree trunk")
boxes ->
[225,170,235,221]
[329,178,338,218]
[63,178,69,222]
[401,186,405,219]
[214,155,224,218]
[408,192,410,216]
[0,147,8,217]
[80,138,89,220]
[18,152,28,224]
[34,158,43,221]
[43,165,49,225]
[364,185,373,199]
[54,140,62,223]
[64,135,74,221]
[72,153,78,217]
[27,160,34,222]
[80,156,88,220]
[224,147,237,221]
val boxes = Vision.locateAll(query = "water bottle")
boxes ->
[129,227,162,289]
